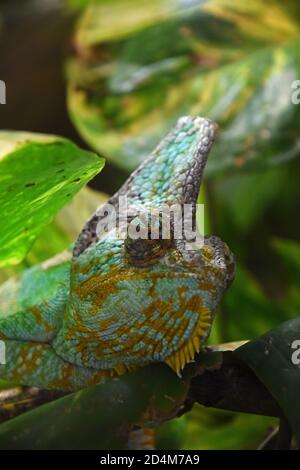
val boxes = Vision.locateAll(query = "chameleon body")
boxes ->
[0,116,235,391]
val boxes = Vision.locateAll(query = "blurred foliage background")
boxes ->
[0,0,300,449]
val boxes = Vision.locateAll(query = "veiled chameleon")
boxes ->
[0,116,235,391]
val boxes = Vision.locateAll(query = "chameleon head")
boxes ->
[54,116,235,376]
[173,235,235,291]
[119,224,235,374]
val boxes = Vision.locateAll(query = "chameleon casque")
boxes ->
[0,116,235,395]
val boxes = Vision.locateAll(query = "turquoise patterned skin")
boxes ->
[0,116,235,391]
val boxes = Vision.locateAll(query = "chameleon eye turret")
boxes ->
[0,116,235,390]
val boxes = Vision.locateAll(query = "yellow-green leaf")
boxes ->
[0,132,104,267]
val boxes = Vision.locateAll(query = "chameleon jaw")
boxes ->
[164,337,200,377]
[108,333,203,379]
[104,312,212,379]
[164,312,212,377]
[164,331,203,377]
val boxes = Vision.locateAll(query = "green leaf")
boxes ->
[0,364,188,449]
[67,0,300,173]
[74,0,299,50]
[0,132,104,267]
[22,187,108,269]
[0,187,108,284]
[235,317,300,440]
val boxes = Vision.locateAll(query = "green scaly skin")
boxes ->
[0,116,235,393]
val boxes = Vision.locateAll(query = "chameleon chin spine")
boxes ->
[164,321,211,376]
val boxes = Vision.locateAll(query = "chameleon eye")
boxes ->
[124,237,171,267]
[124,211,173,267]
[214,255,226,269]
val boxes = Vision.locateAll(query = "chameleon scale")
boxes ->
[0,116,235,391]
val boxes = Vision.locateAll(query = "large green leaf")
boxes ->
[67,0,300,172]
[0,132,104,267]
[74,0,299,50]
[0,187,108,284]
[0,364,188,449]
[235,318,300,440]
